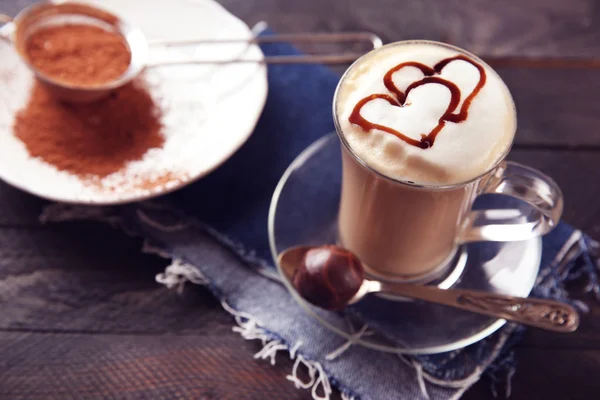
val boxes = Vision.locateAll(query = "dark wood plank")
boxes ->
[0,331,320,400]
[5,0,600,57]
[501,67,600,147]
[0,209,599,400]
[0,222,323,400]
[0,223,239,335]
[439,0,600,58]
[508,149,600,239]
[0,219,597,400]
[464,348,600,400]
[3,332,599,400]
[0,182,47,226]
[219,0,600,57]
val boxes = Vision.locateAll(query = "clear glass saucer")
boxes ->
[268,133,542,354]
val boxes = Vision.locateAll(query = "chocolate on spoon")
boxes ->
[278,245,580,333]
[290,245,364,311]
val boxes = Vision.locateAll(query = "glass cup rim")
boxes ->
[332,39,516,190]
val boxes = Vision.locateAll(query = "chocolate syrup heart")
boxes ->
[349,55,486,149]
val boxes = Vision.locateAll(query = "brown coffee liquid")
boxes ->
[349,55,486,149]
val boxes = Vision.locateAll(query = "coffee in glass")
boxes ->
[333,40,562,280]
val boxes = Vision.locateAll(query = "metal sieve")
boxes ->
[0,1,382,103]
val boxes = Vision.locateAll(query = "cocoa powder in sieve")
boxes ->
[25,24,131,86]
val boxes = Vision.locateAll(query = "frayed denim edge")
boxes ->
[40,201,581,399]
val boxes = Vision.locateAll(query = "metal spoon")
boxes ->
[278,245,580,333]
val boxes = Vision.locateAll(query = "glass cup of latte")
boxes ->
[333,40,562,281]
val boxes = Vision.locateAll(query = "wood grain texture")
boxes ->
[507,150,600,240]
[464,349,600,400]
[0,331,322,400]
[0,182,46,226]
[0,223,231,335]
[218,0,600,57]
[0,198,598,400]
[0,223,335,400]
[438,0,600,58]
[500,67,600,147]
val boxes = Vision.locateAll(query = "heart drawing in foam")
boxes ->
[349,55,486,149]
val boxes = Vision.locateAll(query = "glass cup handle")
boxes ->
[459,161,563,243]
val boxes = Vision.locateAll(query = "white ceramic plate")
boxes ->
[0,0,268,204]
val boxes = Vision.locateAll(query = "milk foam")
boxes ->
[335,41,516,185]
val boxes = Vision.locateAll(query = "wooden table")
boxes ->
[1,0,600,398]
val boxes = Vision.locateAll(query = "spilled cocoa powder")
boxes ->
[13,80,165,178]
[95,171,189,193]
[135,172,187,191]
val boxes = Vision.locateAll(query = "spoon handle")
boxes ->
[378,282,579,333]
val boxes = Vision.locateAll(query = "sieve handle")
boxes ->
[0,14,13,42]
[146,32,383,66]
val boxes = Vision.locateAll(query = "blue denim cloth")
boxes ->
[45,201,591,400]
[44,35,598,399]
